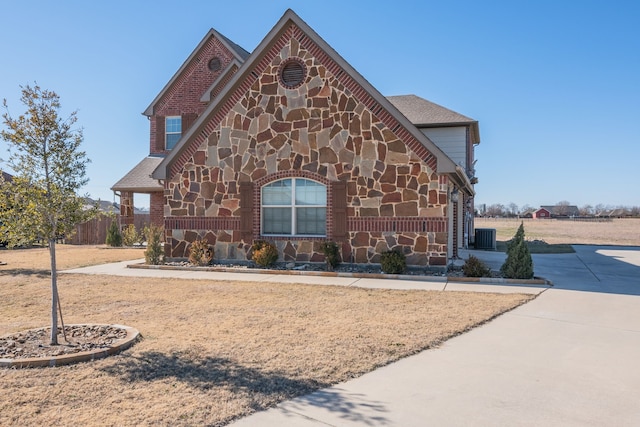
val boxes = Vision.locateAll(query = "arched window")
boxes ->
[261,178,326,236]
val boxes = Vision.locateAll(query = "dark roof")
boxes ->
[540,205,580,216]
[1,171,13,182]
[83,197,147,215]
[111,156,164,192]
[388,95,480,144]
[387,95,475,125]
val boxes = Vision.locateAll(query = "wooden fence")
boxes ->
[67,214,151,245]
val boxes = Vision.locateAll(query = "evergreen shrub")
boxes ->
[189,239,214,266]
[251,240,278,267]
[320,241,340,271]
[121,224,140,247]
[105,219,122,247]
[144,224,164,265]
[500,222,534,279]
[462,255,492,277]
[380,250,407,274]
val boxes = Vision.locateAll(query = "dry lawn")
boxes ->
[476,218,640,246]
[1,245,533,426]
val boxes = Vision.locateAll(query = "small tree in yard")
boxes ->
[144,223,164,265]
[105,217,123,247]
[500,222,534,279]
[0,84,96,345]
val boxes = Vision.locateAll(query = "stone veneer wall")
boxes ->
[164,27,449,266]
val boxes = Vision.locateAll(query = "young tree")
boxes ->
[0,84,95,345]
[500,222,534,279]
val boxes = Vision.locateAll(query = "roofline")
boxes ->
[110,186,163,193]
[449,165,475,196]
[199,58,243,103]
[143,29,249,117]
[153,9,461,179]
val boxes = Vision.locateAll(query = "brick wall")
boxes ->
[150,192,164,226]
[149,35,238,155]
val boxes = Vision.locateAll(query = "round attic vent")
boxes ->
[278,58,306,89]
[208,57,222,72]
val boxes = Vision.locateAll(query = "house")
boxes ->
[539,205,580,218]
[112,9,479,267]
[520,208,537,218]
[533,207,551,219]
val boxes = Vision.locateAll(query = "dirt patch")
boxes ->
[0,325,128,359]
[0,245,535,426]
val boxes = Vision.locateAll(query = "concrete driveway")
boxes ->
[230,245,640,426]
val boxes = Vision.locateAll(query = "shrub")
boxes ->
[105,219,122,247]
[320,241,340,271]
[462,255,492,277]
[500,222,534,279]
[380,250,407,274]
[144,224,164,265]
[121,224,140,247]
[251,240,279,267]
[189,239,214,266]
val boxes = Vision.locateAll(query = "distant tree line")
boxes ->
[476,201,640,218]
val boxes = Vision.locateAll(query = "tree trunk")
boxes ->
[49,239,58,345]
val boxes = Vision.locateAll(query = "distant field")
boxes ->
[475,218,640,246]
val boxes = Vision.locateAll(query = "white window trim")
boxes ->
[261,178,327,237]
[165,116,181,150]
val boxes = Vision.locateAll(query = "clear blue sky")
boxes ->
[2,0,638,209]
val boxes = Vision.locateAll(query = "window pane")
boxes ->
[166,117,182,133]
[295,179,326,205]
[296,207,326,235]
[166,133,181,150]
[263,180,292,205]
[263,207,292,234]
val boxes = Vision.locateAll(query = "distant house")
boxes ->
[520,208,536,218]
[82,197,148,216]
[533,208,551,219]
[535,205,580,219]
[598,208,628,218]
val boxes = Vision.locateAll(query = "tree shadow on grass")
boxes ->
[101,350,389,425]
[0,268,51,278]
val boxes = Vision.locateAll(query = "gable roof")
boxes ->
[540,205,580,216]
[143,29,250,116]
[388,95,480,144]
[111,156,164,192]
[1,171,13,182]
[152,9,471,193]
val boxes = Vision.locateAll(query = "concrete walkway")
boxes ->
[63,245,640,426]
[62,260,548,294]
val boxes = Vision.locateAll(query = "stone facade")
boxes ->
[163,25,450,267]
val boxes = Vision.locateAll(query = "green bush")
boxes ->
[320,241,340,271]
[500,222,534,279]
[121,224,140,247]
[105,219,122,247]
[251,240,278,267]
[462,255,492,277]
[144,224,164,265]
[380,250,407,274]
[189,239,214,266]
